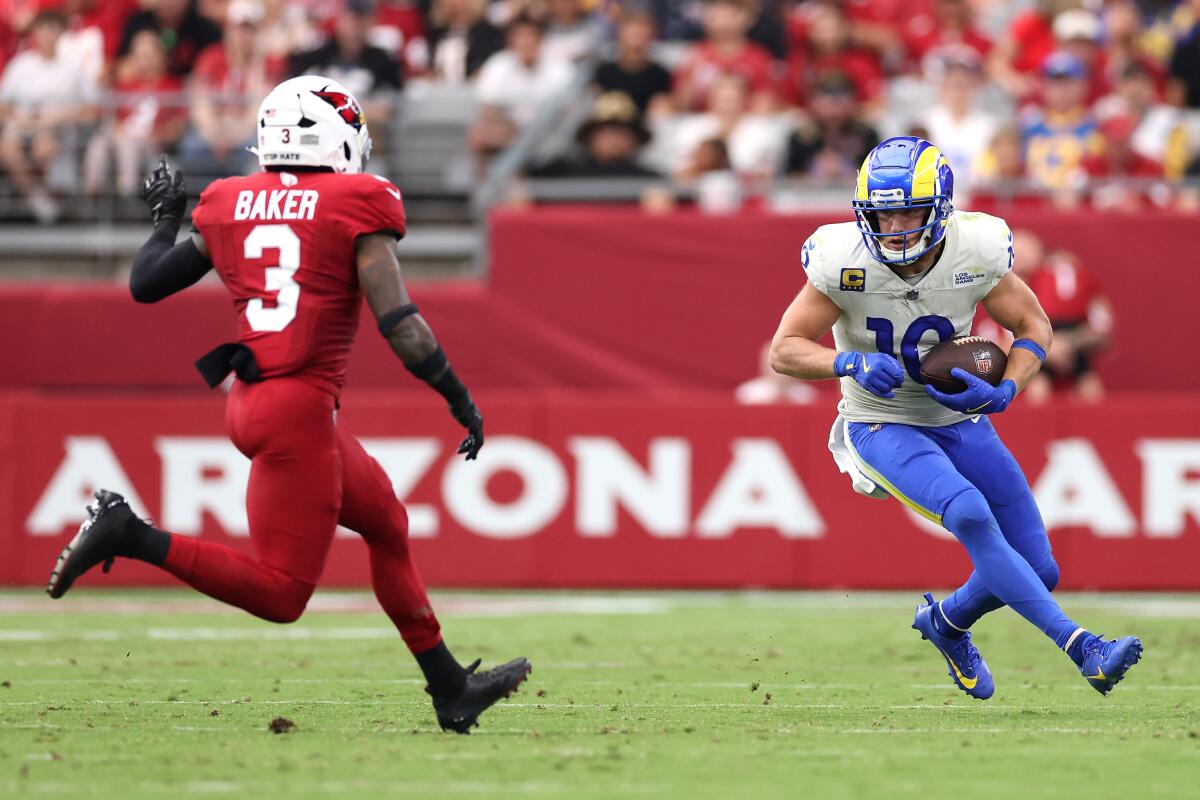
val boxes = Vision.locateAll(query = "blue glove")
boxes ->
[925,368,1017,414]
[834,351,904,399]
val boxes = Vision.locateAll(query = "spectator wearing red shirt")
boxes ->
[178,0,275,179]
[83,29,186,197]
[673,0,780,113]
[1011,230,1113,404]
[988,0,1073,100]
[818,0,932,67]
[372,0,429,76]
[1076,114,1170,210]
[785,1,883,109]
[0,16,15,75]
[902,0,992,73]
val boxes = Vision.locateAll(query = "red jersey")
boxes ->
[1006,11,1056,75]
[903,24,992,68]
[673,41,779,109]
[191,169,407,397]
[1080,151,1163,179]
[1026,259,1101,326]
[785,49,884,105]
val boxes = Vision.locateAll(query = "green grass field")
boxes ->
[0,590,1196,799]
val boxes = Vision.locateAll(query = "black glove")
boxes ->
[450,395,484,461]
[140,156,188,225]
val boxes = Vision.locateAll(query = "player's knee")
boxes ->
[263,578,315,624]
[942,490,997,540]
[1035,558,1060,592]
[353,505,411,552]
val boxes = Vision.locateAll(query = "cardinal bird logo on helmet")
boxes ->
[313,89,364,131]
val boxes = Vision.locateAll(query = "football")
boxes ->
[920,336,1008,394]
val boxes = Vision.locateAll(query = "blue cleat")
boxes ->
[912,592,995,700]
[1078,634,1143,695]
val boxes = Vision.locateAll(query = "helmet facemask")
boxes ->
[853,194,951,266]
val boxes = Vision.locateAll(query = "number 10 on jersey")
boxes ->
[866,315,954,382]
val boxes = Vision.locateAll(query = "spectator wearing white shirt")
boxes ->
[469,14,574,156]
[659,72,789,182]
[0,10,98,223]
[921,48,997,198]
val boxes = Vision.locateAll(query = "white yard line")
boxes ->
[4,590,1199,616]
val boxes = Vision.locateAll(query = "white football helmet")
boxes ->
[252,75,373,173]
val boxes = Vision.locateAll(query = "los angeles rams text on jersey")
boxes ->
[803,210,1013,426]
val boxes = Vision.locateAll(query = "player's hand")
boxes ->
[834,351,904,399]
[140,155,187,225]
[450,395,484,460]
[925,369,1016,415]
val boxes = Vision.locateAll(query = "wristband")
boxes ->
[377,303,418,337]
[407,346,448,381]
[431,366,470,406]
[1010,339,1046,362]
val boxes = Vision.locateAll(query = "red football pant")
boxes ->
[161,377,442,653]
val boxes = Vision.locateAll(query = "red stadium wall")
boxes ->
[1,208,1198,394]
[3,390,1199,590]
[2,208,1198,589]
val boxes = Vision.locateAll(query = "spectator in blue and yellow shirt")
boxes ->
[1020,51,1102,191]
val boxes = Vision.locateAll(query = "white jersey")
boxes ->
[803,210,1013,427]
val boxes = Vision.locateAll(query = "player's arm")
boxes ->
[356,233,484,460]
[129,157,212,304]
[769,282,840,379]
[770,282,904,398]
[980,270,1053,394]
[927,270,1052,414]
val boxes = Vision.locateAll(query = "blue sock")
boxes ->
[1065,630,1093,667]
[932,602,965,639]
[942,490,1080,649]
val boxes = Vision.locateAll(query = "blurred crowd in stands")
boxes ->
[3,0,1200,222]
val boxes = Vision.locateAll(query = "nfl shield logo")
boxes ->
[972,349,993,375]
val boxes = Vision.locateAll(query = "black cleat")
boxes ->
[429,657,532,734]
[46,490,137,599]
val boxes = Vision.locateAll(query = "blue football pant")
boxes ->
[848,417,1078,648]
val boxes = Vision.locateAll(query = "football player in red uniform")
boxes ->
[45,75,531,734]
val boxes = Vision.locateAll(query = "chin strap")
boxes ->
[879,233,931,264]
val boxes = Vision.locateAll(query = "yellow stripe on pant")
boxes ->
[853,450,945,526]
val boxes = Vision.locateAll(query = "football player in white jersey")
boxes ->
[769,136,1141,699]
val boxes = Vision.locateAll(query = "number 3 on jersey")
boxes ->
[244,224,301,332]
[866,315,954,382]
